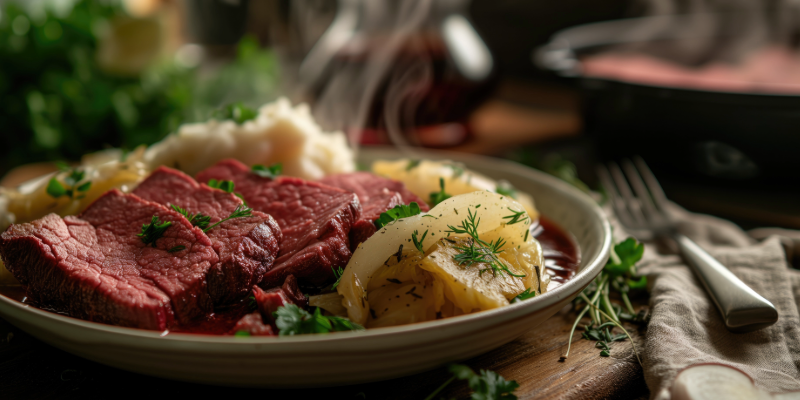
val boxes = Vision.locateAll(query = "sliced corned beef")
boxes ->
[231,312,275,336]
[252,275,309,325]
[132,166,282,305]
[319,172,430,247]
[0,190,217,330]
[196,159,360,288]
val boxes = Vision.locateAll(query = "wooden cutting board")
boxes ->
[0,302,648,399]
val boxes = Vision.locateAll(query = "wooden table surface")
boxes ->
[0,300,648,399]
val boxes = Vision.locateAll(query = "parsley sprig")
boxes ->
[446,207,525,278]
[207,179,246,202]
[425,363,520,400]
[429,178,452,206]
[251,163,282,179]
[46,164,92,200]
[561,237,646,363]
[207,179,235,193]
[273,304,364,335]
[375,202,422,229]
[137,216,172,247]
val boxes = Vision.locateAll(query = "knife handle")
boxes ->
[674,233,778,333]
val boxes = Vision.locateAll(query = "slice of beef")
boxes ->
[319,172,430,248]
[196,159,360,288]
[231,313,275,336]
[0,190,217,330]
[252,275,309,325]
[132,166,282,305]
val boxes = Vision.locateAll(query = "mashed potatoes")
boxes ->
[0,98,354,232]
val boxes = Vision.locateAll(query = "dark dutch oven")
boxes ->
[535,15,800,185]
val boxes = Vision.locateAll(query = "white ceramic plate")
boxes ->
[0,148,611,387]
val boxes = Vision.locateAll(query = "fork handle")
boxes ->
[674,233,779,333]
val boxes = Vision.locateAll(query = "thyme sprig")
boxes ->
[561,237,646,363]
[446,207,525,278]
[137,216,172,247]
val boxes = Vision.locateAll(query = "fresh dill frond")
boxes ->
[502,208,528,225]
[137,216,172,247]
[170,204,211,229]
[446,207,525,278]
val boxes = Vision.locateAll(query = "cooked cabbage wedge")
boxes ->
[372,159,539,221]
[338,191,548,327]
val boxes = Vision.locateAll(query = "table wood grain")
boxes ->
[0,301,648,399]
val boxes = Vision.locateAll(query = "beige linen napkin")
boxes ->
[631,205,800,399]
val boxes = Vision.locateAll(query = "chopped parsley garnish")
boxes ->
[446,207,525,278]
[412,229,428,253]
[211,102,257,124]
[251,163,282,179]
[170,204,211,230]
[137,216,172,247]
[202,204,253,233]
[512,288,536,303]
[425,363,520,400]
[405,159,420,171]
[207,179,235,193]
[374,202,422,229]
[331,266,344,290]
[429,177,452,206]
[46,164,92,200]
[273,304,364,335]
[502,208,528,225]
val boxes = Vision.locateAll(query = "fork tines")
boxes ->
[596,157,670,236]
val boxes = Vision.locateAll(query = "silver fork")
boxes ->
[597,157,778,333]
